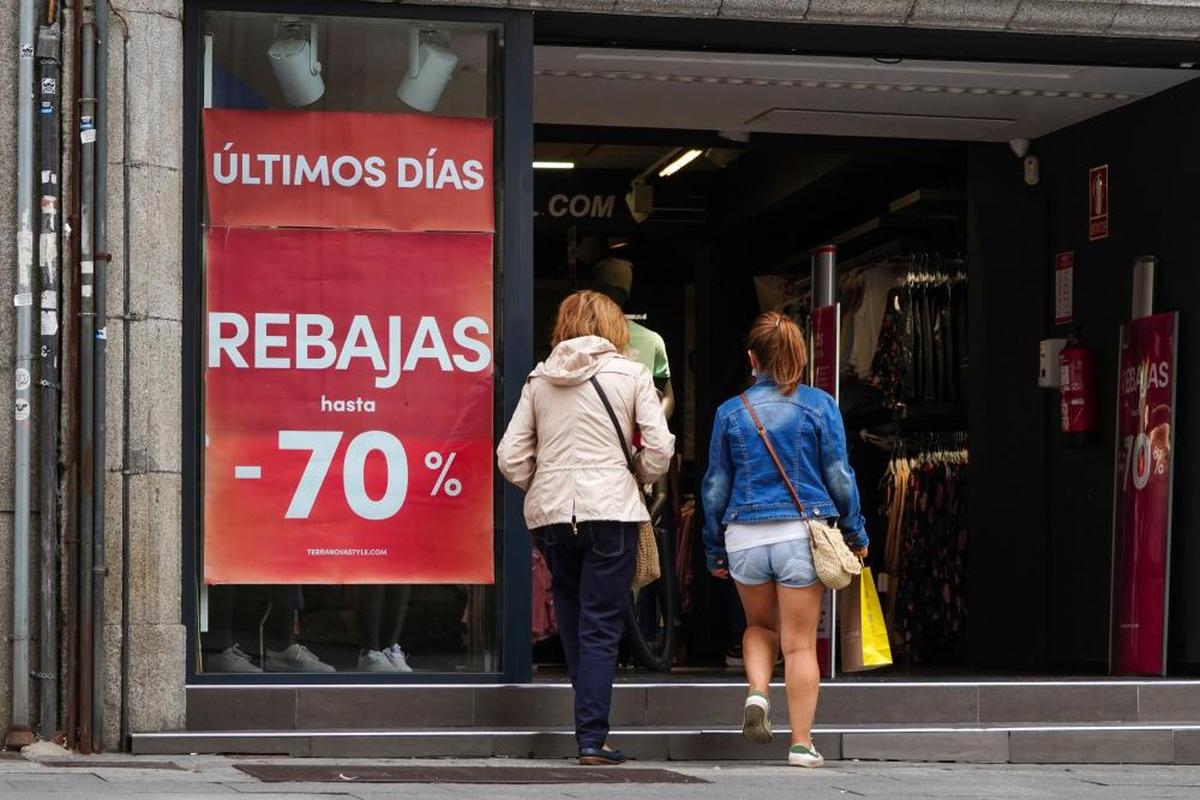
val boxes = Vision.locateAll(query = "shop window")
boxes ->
[195,10,502,677]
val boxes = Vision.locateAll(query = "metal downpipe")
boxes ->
[36,11,63,744]
[92,0,110,754]
[7,0,39,751]
[77,20,97,754]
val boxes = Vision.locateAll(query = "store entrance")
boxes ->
[527,45,1196,681]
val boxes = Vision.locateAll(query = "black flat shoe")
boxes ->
[578,746,627,766]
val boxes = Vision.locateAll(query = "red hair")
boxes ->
[748,312,808,395]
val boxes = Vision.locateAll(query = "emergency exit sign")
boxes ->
[1089,164,1109,241]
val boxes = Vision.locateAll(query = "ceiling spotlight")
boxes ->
[398,27,459,113]
[268,18,324,107]
[532,161,575,170]
[658,148,704,178]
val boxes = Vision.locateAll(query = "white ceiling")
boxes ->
[534,47,1197,141]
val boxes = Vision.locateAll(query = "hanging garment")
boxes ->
[868,266,966,409]
[675,499,698,614]
[848,267,901,380]
[532,547,557,642]
[877,443,968,664]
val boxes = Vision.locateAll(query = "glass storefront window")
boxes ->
[195,10,503,676]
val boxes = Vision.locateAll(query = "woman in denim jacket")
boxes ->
[702,311,869,768]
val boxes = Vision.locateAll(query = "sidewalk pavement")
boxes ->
[3,753,1200,799]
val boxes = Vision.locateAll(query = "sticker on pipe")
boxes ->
[15,369,30,391]
[14,399,30,421]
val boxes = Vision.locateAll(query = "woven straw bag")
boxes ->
[738,393,862,590]
[807,517,861,591]
[590,378,662,591]
[631,520,661,592]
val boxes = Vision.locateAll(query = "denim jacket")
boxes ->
[701,374,869,571]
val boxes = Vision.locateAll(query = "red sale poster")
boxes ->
[811,303,840,397]
[203,227,495,585]
[810,302,840,677]
[203,109,494,233]
[1111,311,1178,675]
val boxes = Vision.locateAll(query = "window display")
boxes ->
[196,10,503,675]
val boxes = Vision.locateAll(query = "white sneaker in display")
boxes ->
[788,742,825,768]
[265,644,335,673]
[206,644,261,673]
[385,644,414,673]
[358,649,400,672]
[742,693,772,744]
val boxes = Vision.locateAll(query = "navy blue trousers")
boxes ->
[537,521,638,750]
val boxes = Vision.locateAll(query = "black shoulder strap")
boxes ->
[590,376,635,474]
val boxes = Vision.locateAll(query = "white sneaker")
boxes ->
[207,644,260,673]
[265,644,335,673]
[742,693,772,744]
[788,742,824,768]
[385,644,414,673]
[358,648,401,672]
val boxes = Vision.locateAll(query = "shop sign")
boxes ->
[1089,164,1109,241]
[811,304,839,396]
[1111,311,1178,675]
[203,109,494,233]
[203,227,495,585]
[534,172,639,232]
[1055,251,1074,326]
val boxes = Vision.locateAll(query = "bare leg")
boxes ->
[776,582,824,747]
[734,580,779,696]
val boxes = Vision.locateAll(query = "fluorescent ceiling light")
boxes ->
[533,161,575,169]
[658,149,703,177]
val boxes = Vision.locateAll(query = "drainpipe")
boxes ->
[36,13,62,744]
[77,20,96,755]
[92,0,110,754]
[7,0,38,752]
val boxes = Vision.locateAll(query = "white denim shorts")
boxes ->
[728,538,819,589]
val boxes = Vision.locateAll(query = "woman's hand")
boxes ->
[852,546,869,561]
[710,567,730,580]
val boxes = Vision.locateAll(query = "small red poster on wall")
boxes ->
[811,303,840,397]
[203,109,494,233]
[203,226,495,585]
[1089,164,1110,241]
[810,302,840,677]
[1055,252,1074,326]
[1111,311,1178,675]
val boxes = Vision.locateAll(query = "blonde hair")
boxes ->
[551,290,630,351]
[748,311,808,395]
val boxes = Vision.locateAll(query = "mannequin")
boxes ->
[594,257,674,523]
[355,585,415,672]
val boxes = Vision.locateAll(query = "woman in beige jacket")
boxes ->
[497,290,674,766]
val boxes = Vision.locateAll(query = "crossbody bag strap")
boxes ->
[590,376,636,475]
[738,392,807,517]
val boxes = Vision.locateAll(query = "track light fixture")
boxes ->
[268,17,325,107]
[398,27,459,113]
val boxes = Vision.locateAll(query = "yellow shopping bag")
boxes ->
[839,567,893,671]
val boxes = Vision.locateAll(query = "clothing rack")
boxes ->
[878,433,969,664]
[861,428,967,453]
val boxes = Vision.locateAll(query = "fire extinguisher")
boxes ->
[1059,327,1098,447]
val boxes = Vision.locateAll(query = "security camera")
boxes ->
[268,18,325,107]
[398,27,459,113]
[1009,138,1031,159]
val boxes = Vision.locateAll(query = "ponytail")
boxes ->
[747,311,808,395]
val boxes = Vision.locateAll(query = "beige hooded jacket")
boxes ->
[497,336,675,529]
